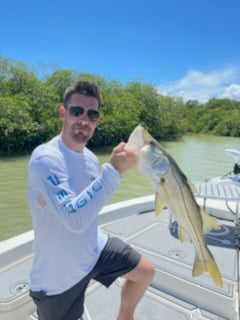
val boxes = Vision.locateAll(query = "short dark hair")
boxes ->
[63,81,102,108]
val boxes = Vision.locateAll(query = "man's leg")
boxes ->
[116,256,155,320]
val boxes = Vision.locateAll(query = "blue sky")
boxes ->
[1,0,240,102]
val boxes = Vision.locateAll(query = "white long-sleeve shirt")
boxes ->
[28,135,122,295]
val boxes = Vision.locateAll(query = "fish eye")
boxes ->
[149,141,158,151]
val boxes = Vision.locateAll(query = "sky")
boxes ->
[1,0,240,102]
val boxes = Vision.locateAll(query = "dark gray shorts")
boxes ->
[30,237,141,320]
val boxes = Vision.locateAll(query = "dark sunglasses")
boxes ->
[68,105,100,122]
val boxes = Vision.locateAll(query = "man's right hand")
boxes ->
[109,142,139,174]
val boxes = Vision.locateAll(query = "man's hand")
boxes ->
[109,142,139,174]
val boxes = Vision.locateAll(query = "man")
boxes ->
[28,81,155,320]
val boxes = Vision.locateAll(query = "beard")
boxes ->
[70,124,93,144]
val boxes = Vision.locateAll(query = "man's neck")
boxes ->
[60,132,85,153]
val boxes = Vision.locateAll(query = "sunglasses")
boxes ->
[68,105,100,122]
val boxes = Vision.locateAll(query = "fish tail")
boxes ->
[192,250,223,287]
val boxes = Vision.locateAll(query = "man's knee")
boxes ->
[124,256,155,283]
[140,257,155,282]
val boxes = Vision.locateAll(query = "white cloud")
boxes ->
[221,83,240,100]
[159,68,240,103]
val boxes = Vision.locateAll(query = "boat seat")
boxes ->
[195,181,240,217]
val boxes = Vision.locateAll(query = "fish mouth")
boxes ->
[126,125,145,150]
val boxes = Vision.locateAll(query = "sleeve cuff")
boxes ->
[102,163,122,180]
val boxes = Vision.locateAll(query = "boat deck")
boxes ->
[0,196,239,319]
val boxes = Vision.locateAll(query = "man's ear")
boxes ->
[59,106,65,119]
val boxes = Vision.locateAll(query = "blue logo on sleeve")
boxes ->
[92,181,103,192]
[76,197,88,208]
[57,189,68,201]
[64,201,77,213]
[47,174,60,186]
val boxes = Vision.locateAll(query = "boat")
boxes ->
[208,148,240,186]
[1,190,240,320]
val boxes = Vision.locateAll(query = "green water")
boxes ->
[1,134,240,241]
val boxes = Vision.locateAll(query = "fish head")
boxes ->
[140,140,170,175]
[126,125,170,176]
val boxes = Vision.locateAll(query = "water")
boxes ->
[162,134,240,181]
[0,134,239,241]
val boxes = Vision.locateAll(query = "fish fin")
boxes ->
[192,251,223,287]
[178,227,190,242]
[201,210,220,234]
[154,192,165,216]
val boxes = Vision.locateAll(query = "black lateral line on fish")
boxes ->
[171,166,206,258]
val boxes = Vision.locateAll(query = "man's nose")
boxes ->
[76,111,89,123]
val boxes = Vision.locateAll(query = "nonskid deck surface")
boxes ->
[0,205,239,319]
[86,208,238,320]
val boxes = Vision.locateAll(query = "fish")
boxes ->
[126,125,223,287]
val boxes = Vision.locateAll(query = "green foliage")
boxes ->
[125,82,160,136]
[0,96,34,154]
[45,69,77,101]
[184,98,240,136]
[213,110,240,136]
[0,56,240,155]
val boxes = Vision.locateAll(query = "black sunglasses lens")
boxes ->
[87,110,99,121]
[68,106,99,121]
[69,106,84,117]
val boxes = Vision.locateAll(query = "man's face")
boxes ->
[61,93,100,148]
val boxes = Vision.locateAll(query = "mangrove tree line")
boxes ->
[1,56,240,155]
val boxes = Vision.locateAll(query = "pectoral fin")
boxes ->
[201,209,220,234]
[155,192,166,216]
[178,227,190,242]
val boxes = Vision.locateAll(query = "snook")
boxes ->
[126,125,222,287]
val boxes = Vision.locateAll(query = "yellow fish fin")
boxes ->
[192,251,223,287]
[178,227,190,242]
[154,192,165,216]
[201,209,220,234]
